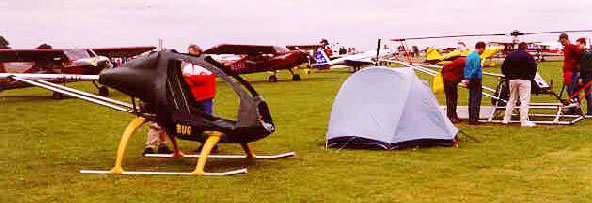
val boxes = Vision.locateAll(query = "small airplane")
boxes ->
[313,47,395,72]
[1,49,294,176]
[423,46,502,67]
[204,44,309,82]
[0,46,156,97]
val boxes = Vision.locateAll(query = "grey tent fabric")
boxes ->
[326,66,458,149]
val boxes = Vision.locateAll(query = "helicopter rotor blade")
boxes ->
[392,30,592,41]
[392,33,506,41]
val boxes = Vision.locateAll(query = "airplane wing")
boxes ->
[93,46,156,58]
[204,44,278,55]
[0,73,132,112]
[0,49,67,63]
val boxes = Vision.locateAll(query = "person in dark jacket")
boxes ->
[576,38,592,115]
[441,57,466,123]
[501,42,537,127]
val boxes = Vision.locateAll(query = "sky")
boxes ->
[1,0,591,51]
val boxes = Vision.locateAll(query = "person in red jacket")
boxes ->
[559,33,583,97]
[184,44,219,153]
[441,56,466,123]
[184,44,216,114]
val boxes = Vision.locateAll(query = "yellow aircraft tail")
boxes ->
[481,47,502,67]
[426,48,443,61]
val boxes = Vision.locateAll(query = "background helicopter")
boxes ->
[382,29,592,124]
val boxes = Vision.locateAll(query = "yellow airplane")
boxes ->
[424,47,502,67]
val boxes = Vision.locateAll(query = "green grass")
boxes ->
[1,62,591,202]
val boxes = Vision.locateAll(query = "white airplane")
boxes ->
[313,48,395,71]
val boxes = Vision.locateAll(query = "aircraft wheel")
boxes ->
[268,75,278,82]
[52,92,65,100]
[98,86,110,97]
[292,74,301,81]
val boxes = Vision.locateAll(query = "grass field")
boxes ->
[1,62,591,202]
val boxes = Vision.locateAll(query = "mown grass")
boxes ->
[1,62,590,202]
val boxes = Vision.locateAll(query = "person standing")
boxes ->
[142,100,172,155]
[501,42,537,127]
[461,42,486,125]
[576,38,592,115]
[442,57,466,123]
[184,44,219,153]
[143,123,173,155]
[558,33,583,97]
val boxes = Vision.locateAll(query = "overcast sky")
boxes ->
[1,0,591,51]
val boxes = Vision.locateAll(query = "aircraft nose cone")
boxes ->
[98,53,158,100]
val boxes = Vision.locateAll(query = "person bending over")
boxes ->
[442,57,466,123]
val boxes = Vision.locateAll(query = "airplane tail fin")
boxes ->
[480,48,502,67]
[313,49,331,69]
[481,48,501,59]
[425,48,443,61]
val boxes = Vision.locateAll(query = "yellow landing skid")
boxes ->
[80,116,294,176]
[144,152,295,159]
[79,169,247,176]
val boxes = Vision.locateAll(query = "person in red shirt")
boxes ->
[441,56,466,123]
[184,44,216,114]
[184,44,219,153]
[559,33,583,97]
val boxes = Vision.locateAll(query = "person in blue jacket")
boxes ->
[461,41,486,124]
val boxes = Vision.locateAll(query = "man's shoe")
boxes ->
[501,120,509,125]
[451,118,462,124]
[521,121,537,127]
[142,148,155,156]
[157,145,174,154]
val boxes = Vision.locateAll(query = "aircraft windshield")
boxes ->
[64,49,91,60]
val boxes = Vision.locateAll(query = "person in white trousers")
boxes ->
[501,42,538,127]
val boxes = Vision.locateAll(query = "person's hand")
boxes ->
[579,78,583,84]
[461,80,469,87]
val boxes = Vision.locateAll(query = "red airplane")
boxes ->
[204,44,310,82]
[0,46,155,98]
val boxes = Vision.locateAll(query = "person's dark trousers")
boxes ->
[444,80,459,121]
[567,72,580,100]
[468,79,482,123]
[584,78,592,115]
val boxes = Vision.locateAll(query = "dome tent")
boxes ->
[326,66,458,149]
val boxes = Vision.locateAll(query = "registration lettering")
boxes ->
[176,124,192,136]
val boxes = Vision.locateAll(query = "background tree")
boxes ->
[0,36,10,49]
